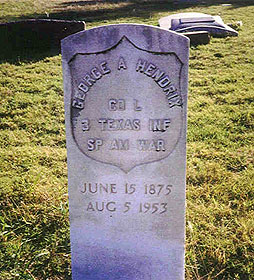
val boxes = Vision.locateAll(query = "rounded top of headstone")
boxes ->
[61,23,189,63]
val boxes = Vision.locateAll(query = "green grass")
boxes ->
[0,0,254,279]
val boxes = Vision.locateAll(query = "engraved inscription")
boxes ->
[108,99,126,111]
[79,181,173,215]
[98,118,140,131]
[87,138,103,151]
[80,182,117,194]
[110,139,129,150]
[70,37,183,171]
[134,99,142,111]
[149,119,171,132]
[86,201,117,212]
[84,201,168,214]
[137,139,166,151]
[136,59,182,108]
[118,57,127,70]
[72,61,111,109]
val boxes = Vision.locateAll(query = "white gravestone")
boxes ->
[62,24,189,280]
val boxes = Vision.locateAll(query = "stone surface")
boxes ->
[0,19,85,55]
[62,24,189,280]
[182,31,210,45]
[159,12,238,37]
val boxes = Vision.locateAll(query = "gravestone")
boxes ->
[0,19,85,57]
[182,31,210,45]
[62,24,189,280]
[159,12,238,37]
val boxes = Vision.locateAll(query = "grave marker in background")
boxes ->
[0,19,85,58]
[62,24,189,280]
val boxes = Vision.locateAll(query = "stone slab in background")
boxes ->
[62,24,189,280]
[182,31,210,45]
[159,12,238,37]
[0,19,85,56]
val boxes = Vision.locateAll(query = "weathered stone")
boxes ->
[182,31,210,45]
[0,19,85,54]
[159,12,238,37]
[62,24,189,280]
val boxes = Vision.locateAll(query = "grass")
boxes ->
[0,0,253,279]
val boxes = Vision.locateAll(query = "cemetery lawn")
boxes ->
[0,0,253,279]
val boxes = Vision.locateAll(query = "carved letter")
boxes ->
[84,74,95,86]
[144,63,156,77]
[78,82,89,93]
[100,61,111,74]
[157,76,171,88]
[151,69,165,82]
[118,57,127,70]
[136,59,146,73]
[91,67,102,80]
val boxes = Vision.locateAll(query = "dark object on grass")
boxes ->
[0,19,85,57]
[159,13,238,37]
[227,21,243,31]
[182,31,210,45]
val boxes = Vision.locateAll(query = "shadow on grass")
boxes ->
[0,48,60,64]
[2,0,254,22]
[46,0,254,23]
[3,0,254,26]
[6,1,179,23]
[1,0,253,63]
